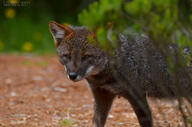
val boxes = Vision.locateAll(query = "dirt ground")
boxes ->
[0,55,191,127]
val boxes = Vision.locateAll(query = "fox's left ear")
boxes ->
[49,21,72,47]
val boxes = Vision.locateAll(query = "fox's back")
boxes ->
[49,21,192,98]
[114,33,192,98]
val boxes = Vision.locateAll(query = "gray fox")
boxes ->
[49,21,192,127]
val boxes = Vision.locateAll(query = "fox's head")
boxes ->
[49,21,108,82]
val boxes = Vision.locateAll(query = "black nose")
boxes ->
[68,72,78,80]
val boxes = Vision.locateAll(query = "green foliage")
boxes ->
[78,0,192,44]
[124,0,151,15]
[124,0,179,40]
[78,0,123,51]
[78,0,192,66]
[0,0,89,53]
[78,0,122,29]
[0,17,55,53]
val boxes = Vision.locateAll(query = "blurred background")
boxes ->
[0,0,192,126]
[0,0,191,54]
[0,0,93,54]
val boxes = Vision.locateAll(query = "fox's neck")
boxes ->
[86,61,116,87]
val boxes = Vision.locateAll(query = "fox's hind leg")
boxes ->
[90,87,115,127]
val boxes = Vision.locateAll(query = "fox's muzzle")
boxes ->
[68,72,78,80]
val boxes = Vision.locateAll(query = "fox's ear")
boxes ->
[49,21,72,47]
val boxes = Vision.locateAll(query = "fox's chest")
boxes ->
[86,70,116,87]
[87,76,116,86]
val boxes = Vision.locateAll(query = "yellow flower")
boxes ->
[5,8,16,19]
[62,22,69,26]
[9,0,18,4]
[22,42,33,52]
[0,41,4,51]
[33,32,42,41]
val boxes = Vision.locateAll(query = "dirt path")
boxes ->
[0,55,190,127]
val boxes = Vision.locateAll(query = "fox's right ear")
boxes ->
[49,21,72,47]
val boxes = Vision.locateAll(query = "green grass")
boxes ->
[35,61,48,67]
[58,119,76,126]
[189,118,192,127]
[0,15,56,54]
[22,60,32,66]
[22,59,48,67]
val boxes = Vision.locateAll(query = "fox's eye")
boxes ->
[82,55,92,60]
[63,54,71,59]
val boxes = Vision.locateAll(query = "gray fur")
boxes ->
[50,23,192,127]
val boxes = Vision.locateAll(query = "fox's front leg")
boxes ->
[123,90,152,127]
[90,87,115,127]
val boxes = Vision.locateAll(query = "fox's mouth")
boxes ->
[66,74,83,82]
[69,75,83,82]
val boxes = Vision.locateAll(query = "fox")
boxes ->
[49,21,192,127]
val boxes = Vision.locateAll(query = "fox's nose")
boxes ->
[68,72,78,80]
